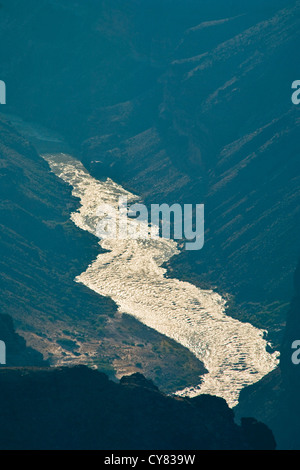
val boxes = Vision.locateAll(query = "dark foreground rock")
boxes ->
[0,366,275,450]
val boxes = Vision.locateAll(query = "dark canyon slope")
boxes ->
[236,259,300,450]
[0,314,45,366]
[0,116,115,362]
[0,0,298,347]
[0,366,276,450]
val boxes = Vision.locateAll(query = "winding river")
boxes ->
[9,116,279,407]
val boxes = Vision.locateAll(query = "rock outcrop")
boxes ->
[0,366,276,450]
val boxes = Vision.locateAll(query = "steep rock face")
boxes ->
[0,366,276,450]
[281,260,300,381]
[0,314,45,366]
[156,0,300,318]
[236,259,300,450]
[0,116,115,360]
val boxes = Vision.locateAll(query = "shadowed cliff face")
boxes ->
[0,366,276,450]
[281,260,300,382]
[0,116,116,360]
[236,259,300,450]
[0,314,45,366]
[0,0,298,348]
[156,0,300,316]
